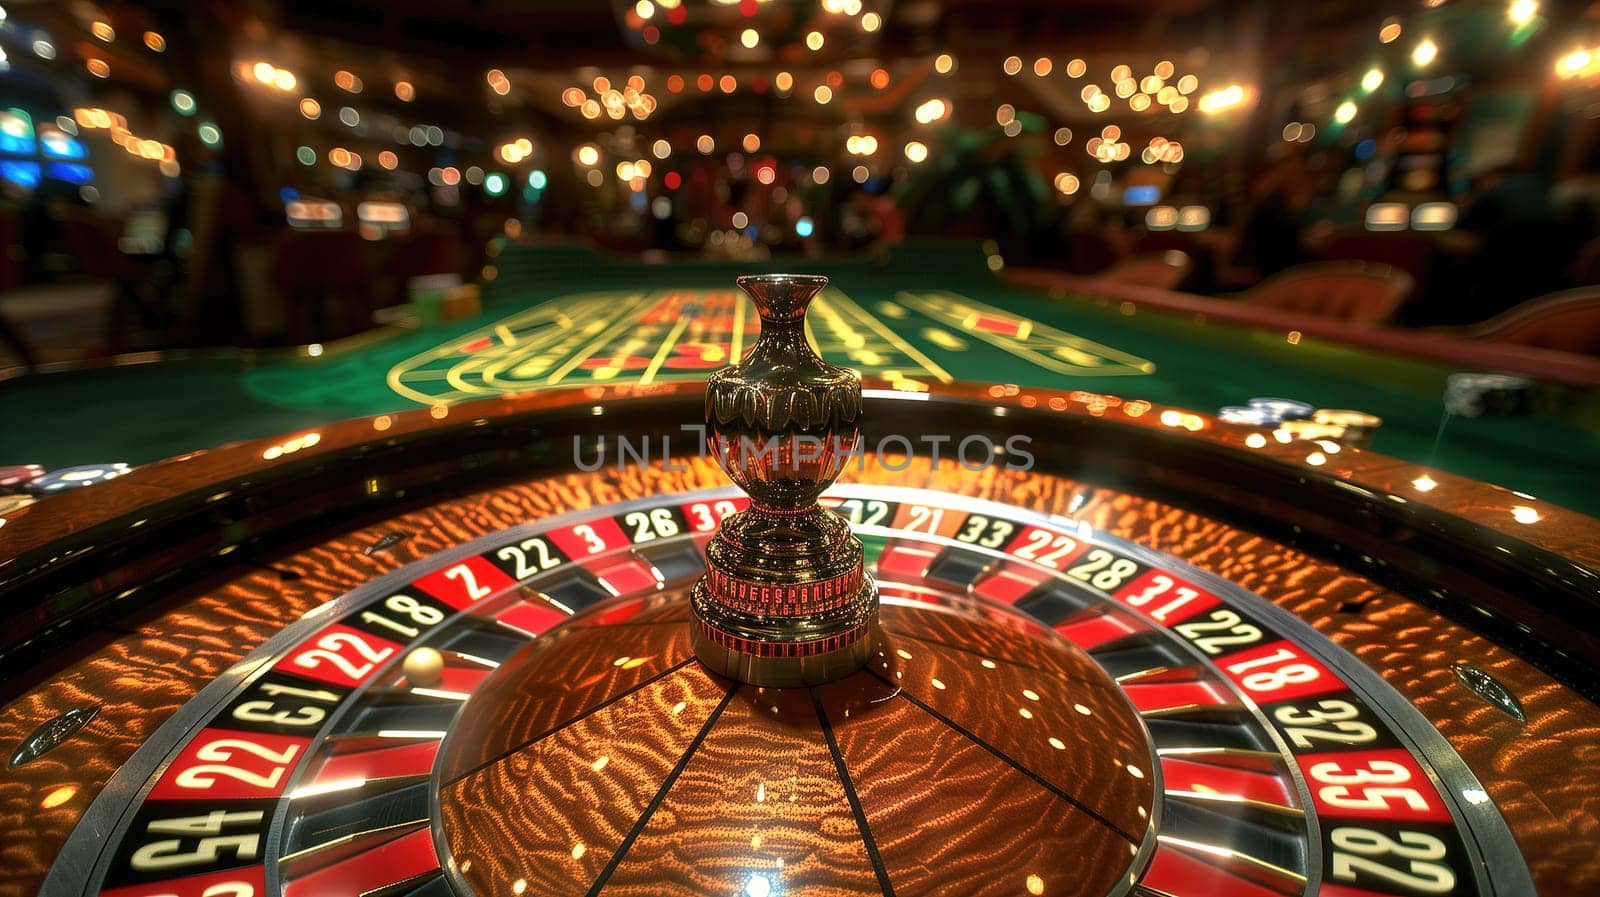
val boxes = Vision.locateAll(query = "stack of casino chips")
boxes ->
[1443,373,1533,418]
[0,464,45,514]
[0,462,132,513]
[1218,397,1382,447]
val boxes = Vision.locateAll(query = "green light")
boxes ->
[528,169,547,189]
[197,121,222,147]
[484,172,508,196]
[295,146,315,166]
[170,90,196,116]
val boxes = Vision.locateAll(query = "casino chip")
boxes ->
[25,463,132,495]
[0,464,45,493]
[1218,405,1274,426]
[1444,373,1533,418]
[0,493,36,515]
[1246,396,1315,421]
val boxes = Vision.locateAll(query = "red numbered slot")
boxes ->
[876,540,942,580]
[1113,569,1222,625]
[1053,609,1146,651]
[1140,838,1296,897]
[276,623,402,689]
[307,740,440,786]
[1122,677,1235,714]
[281,826,439,897]
[587,555,663,596]
[102,866,266,897]
[681,497,747,532]
[1216,639,1345,704]
[495,600,571,637]
[547,517,631,558]
[1296,749,1453,823]
[1161,756,1299,808]
[971,560,1049,604]
[1002,525,1088,570]
[148,729,311,801]
[411,556,516,610]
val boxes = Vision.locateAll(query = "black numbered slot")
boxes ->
[219,673,351,737]
[105,799,277,888]
[437,625,535,664]
[331,693,463,736]
[1159,794,1309,886]
[1086,640,1192,681]
[395,875,456,897]
[536,568,615,611]
[922,546,993,588]
[1318,819,1475,897]
[1145,717,1278,753]
[344,593,456,646]
[634,539,707,584]
[283,782,431,857]
[1012,581,1099,625]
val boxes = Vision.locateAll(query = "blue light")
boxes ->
[0,160,41,189]
[1123,185,1161,206]
[279,186,301,204]
[1355,139,1377,160]
[528,169,547,189]
[44,162,92,185]
[170,90,197,117]
[40,131,86,159]
[795,216,814,237]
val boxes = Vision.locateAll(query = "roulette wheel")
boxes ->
[3,275,1597,897]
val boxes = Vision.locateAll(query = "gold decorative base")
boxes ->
[690,577,879,687]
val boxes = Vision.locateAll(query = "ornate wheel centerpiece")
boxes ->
[433,275,1161,897]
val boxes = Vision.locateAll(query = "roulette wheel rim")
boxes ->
[30,484,1537,897]
[5,376,1593,897]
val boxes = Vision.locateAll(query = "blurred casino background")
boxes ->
[0,0,1598,364]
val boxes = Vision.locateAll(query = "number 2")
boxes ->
[1330,827,1456,894]
[173,738,301,791]
[293,631,394,683]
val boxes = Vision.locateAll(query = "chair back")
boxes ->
[1454,287,1600,356]
[1096,251,1192,290]
[1240,261,1413,325]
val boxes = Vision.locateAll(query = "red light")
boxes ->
[752,76,769,93]
[664,171,682,189]
[870,68,890,90]
[643,25,659,44]
[739,0,758,16]
[667,6,687,24]
[827,71,844,89]
[697,74,714,92]
[667,74,685,93]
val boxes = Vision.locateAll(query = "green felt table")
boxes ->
[4,241,1597,514]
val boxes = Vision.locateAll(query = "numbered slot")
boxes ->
[1217,640,1344,704]
[681,497,746,532]
[1323,821,1466,896]
[220,674,348,736]
[276,624,403,689]
[486,535,568,581]
[410,556,516,610]
[1113,569,1222,625]
[100,865,265,897]
[1296,749,1453,823]
[1003,525,1088,570]
[149,729,311,801]
[108,803,274,887]
[348,593,453,644]
[1063,547,1147,594]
